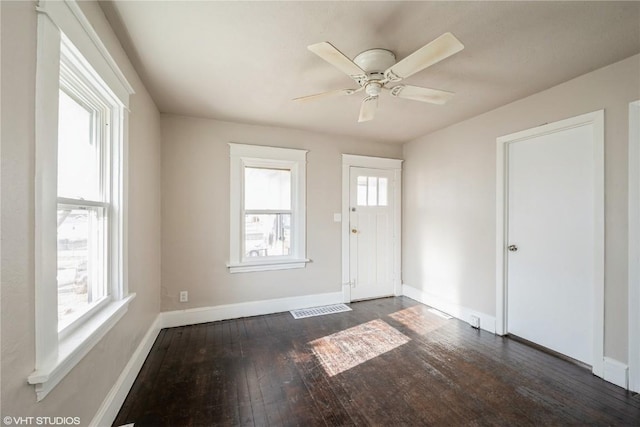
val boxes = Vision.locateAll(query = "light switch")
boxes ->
[333,213,342,222]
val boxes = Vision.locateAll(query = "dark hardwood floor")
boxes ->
[114,297,640,426]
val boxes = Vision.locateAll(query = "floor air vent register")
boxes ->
[290,303,352,319]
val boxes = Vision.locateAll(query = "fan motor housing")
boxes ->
[354,48,396,78]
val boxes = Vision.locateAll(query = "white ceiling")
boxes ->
[101,1,640,144]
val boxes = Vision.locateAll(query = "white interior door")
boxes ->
[506,122,597,366]
[349,167,395,301]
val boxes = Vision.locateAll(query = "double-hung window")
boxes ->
[228,144,309,273]
[30,0,134,401]
[57,46,112,333]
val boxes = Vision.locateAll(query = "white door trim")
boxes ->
[495,110,604,377]
[629,100,640,392]
[341,155,402,302]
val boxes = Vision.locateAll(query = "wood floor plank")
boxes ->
[114,328,170,423]
[451,326,640,418]
[113,297,640,427]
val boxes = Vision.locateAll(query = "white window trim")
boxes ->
[30,0,134,401]
[227,143,309,273]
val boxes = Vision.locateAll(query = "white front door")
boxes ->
[348,167,395,301]
[506,119,599,366]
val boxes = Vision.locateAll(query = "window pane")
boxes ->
[244,213,291,257]
[245,167,291,210]
[367,177,378,206]
[57,207,106,330]
[378,177,388,206]
[58,90,100,200]
[357,176,367,206]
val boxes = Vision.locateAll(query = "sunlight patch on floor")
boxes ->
[388,305,450,335]
[309,319,409,377]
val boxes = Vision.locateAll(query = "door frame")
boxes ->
[629,100,640,392]
[495,110,604,377]
[341,154,403,303]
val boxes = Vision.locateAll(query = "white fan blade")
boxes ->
[308,42,367,80]
[293,88,361,103]
[358,96,378,122]
[384,32,464,82]
[389,85,455,104]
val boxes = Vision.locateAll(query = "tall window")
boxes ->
[31,0,133,401]
[56,53,112,332]
[228,144,309,273]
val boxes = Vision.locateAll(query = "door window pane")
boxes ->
[378,177,388,206]
[356,176,390,207]
[57,207,106,330]
[367,177,378,206]
[357,176,368,206]
[245,167,291,210]
[57,89,100,200]
[244,213,291,257]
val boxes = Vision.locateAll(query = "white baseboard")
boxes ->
[159,291,344,329]
[402,283,496,334]
[89,315,163,427]
[603,357,629,389]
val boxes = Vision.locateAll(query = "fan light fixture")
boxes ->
[293,32,464,122]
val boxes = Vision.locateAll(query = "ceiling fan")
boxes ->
[294,32,464,122]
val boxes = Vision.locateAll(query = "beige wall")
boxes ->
[402,54,640,362]
[0,0,161,422]
[1,0,636,421]
[161,115,402,311]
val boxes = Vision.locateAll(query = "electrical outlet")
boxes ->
[179,291,188,303]
[469,315,480,329]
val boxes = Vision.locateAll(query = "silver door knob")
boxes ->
[508,244,518,252]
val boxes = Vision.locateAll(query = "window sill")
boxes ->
[27,293,136,401]
[227,259,310,273]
